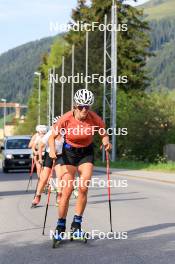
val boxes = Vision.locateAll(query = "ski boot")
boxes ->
[52,219,66,248]
[31,195,41,208]
[70,215,87,243]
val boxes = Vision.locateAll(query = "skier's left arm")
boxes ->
[95,115,112,151]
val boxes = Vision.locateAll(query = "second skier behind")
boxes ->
[31,116,64,207]
[28,125,48,178]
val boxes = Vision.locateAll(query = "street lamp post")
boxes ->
[34,72,41,125]
[1,98,6,138]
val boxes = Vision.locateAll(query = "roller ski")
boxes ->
[31,195,41,208]
[70,216,88,243]
[52,219,66,248]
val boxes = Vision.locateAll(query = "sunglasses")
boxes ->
[77,105,90,111]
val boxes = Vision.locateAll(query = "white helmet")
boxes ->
[74,89,94,106]
[36,125,48,134]
[36,125,40,132]
[52,116,61,124]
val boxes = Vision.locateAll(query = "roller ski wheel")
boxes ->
[52,236,62,248]
[70,231,87,243]
[70,222,88,243]
[31,204,37,208]
[31,195,41,208]
[52,225,65,248]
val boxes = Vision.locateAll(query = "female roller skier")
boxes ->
[29,125,48,178]
[31,116,64,207]
[49,89,112,243]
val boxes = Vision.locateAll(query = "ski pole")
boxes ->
[42,160,55,235]
[26,158,35,192]
[106,150,113,232]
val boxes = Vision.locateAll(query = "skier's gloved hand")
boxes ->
[100,143,112,151]
[103,142,112,151]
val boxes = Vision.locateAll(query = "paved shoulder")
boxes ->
[94,166,175,184]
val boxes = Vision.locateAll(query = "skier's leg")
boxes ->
[32,154,53,206]
[35,157,42,178]
[36,167,51,194]
[31,167,51,207]
[57,165,76,218]
[75,162,93,216]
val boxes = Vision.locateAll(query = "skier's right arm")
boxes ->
[48,127,58,159]
[32,141,38,156]
[38,142,45,165]
[49,116,65,159]
[28,134,36,149]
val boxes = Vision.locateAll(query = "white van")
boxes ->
[1,135,32,173]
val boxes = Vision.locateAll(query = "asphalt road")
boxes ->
[0,169,175,264]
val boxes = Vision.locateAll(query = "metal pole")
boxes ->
[4,101,6,137]
[85,31,89,90]
[71,45,75,109]
[61,56,65,116]
[47,68,51,126]
[50,69,53,125]
[34,72,41,125]
[38,74,41,125]
[1,99,7,138]
[111,1,117,161]
[103,14,107,162]
[52,66,55,121]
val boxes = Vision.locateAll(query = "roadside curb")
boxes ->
[94,166,175,185]
[113,173,175,185]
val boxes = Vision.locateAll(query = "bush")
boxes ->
[117,90,175,162]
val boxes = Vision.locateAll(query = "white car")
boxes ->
[1,135,32,173]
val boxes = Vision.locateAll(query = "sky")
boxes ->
[0,0,149,55]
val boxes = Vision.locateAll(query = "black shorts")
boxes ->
[58,143,94,166]
[43,152,62,168]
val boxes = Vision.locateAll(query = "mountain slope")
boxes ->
[140,0,175,90]
[0,36,56,104]
[147,41,175,90]
[141,0,166,8]
[141,0,175,20]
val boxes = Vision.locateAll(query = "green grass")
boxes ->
[95,160,175,172]
[143,0,175,20]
